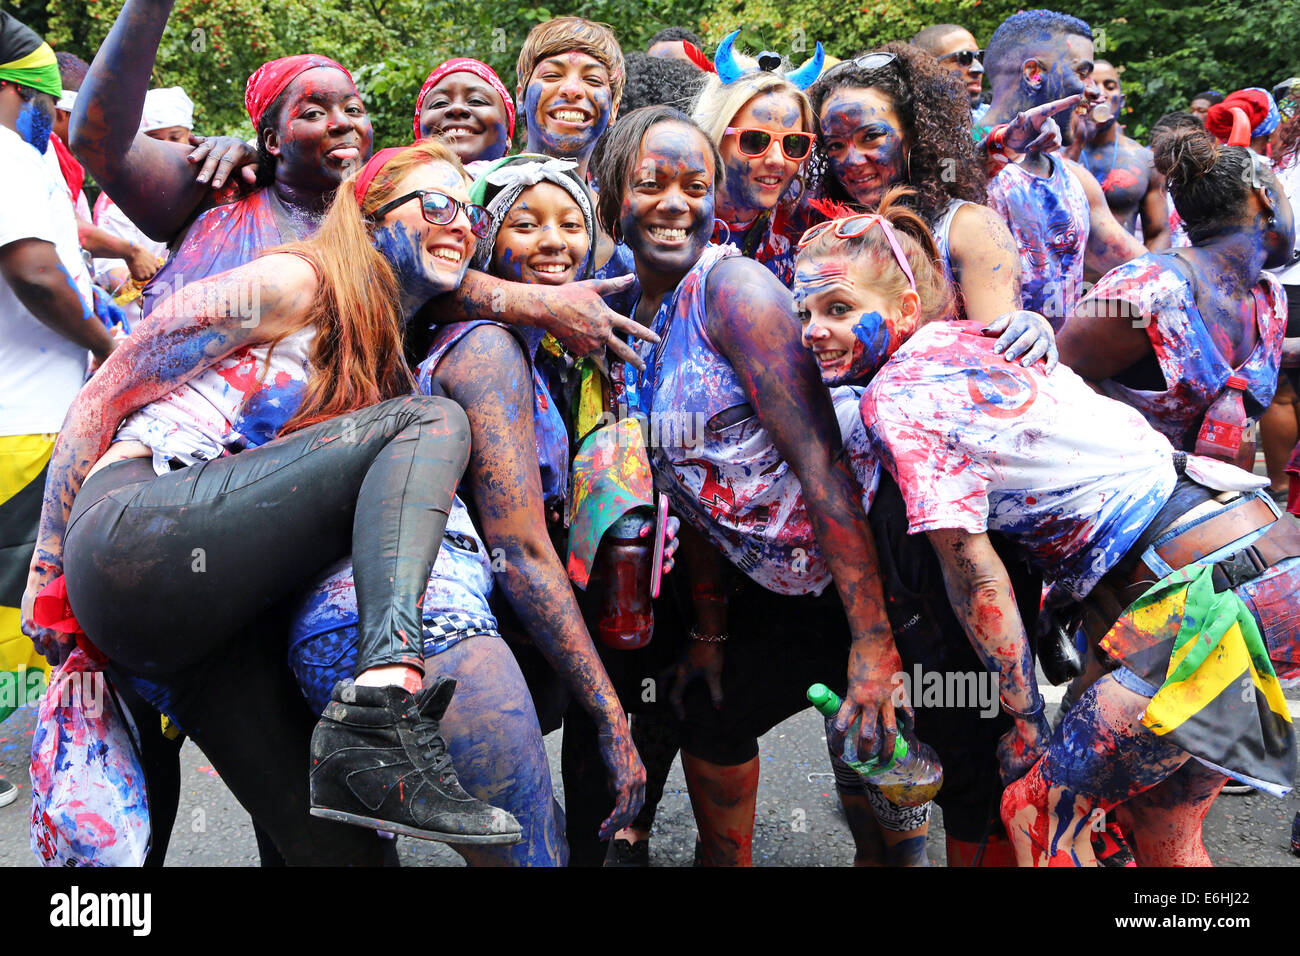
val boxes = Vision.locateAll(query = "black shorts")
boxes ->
[867,472,1038,842]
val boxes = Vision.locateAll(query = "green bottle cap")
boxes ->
[807,683,842,717]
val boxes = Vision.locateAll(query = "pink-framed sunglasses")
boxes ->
[797,215,917,291]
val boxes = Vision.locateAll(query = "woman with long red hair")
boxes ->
[21,138,522,862]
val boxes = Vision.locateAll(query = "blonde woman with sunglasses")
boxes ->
[690,30,824,287]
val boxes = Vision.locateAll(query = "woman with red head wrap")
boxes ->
[414,57,515,171]
[1206,88,1281,155]
[71,2,374,320]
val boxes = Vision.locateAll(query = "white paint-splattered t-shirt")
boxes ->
[116,323,314,474]
[861,320,1177,599]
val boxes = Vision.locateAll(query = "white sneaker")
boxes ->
[0,776,17,808]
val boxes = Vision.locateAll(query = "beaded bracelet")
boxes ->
[689,627,729,644]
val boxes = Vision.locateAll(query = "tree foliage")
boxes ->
[696,0,1300,137]
[31,0,1300,146]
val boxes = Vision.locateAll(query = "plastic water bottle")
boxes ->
[595,508,654,650]
[1195,375,1254,469]
[807,683,943,806]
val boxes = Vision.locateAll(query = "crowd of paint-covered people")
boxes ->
[2,2,1299,867]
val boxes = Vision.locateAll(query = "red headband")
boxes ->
[245,53,354,128]
[413,57,515,143]
[353,147,407,207]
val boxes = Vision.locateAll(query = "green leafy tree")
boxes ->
[38,1,1300,146]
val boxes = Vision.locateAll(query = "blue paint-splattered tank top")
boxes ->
[624,244,880,596]
[417,320,570,509]
[986,155,1089,329]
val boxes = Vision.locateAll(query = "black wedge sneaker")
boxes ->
[309,677,522,845]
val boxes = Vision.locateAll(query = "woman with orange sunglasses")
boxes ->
[689,30,824,287]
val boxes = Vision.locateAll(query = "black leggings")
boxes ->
[61,396,469,864]
[63,395,470,677]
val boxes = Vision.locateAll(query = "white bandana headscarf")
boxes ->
[471,157,596,276]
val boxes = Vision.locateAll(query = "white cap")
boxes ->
[140,87,194,133]
[56,89,77,113]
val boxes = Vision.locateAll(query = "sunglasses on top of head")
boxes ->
[938,50,984,67]
[724,126,816,161]
[371,189,493,239]
[822,51,899,83]
[797,214,917,291]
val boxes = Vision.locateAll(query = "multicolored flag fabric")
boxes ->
[565,417,654,589]
[0,434,56,722]
[1100,563,1295,796]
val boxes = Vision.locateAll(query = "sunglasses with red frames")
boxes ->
[723,127,816,162]
[797,214,917,291]
[371,189,493,239]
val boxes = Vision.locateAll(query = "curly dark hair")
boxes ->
[622,51,708,113]
[806,41,985,223]
[1276,112,1300,169]
[649,27,703,48]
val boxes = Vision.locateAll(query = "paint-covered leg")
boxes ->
[837,791,887,865]
[836,776,930,866]
[434,637,566,866]
[681,752,759,866]
[1002,674,1191,866]
[1000,760,1102,866]
[1114,758,1226,866]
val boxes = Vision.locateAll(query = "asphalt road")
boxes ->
[3,696,1298,867]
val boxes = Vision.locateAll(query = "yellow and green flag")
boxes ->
[0,434,56,722]
[1101,563,1295,796]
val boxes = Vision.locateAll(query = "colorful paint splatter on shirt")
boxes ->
[986,156,1089,328]
[862,320,1177,599]
[626,243,881,595]
[712,202,807,288]
[116,325,314,474]
[1078,255,1287,449]
[419,320,570,509]
[141,186,315,318]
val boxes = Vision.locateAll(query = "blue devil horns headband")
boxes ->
[713,29,825,91]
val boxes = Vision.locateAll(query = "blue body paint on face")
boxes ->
[523,61,613,162]
[723,154,769,219]
[621,123,716,281]
[419,73,511,164]
[372,220,464,306]
[17,101,53,154]
[495,247,527,282]
[819,90,907,209]
[718,92,805,220]
[849,310,891,380]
